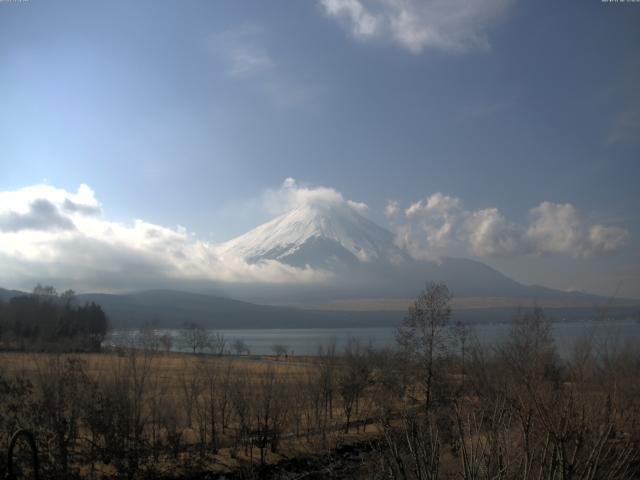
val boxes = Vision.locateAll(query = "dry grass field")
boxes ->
[0,348,389,479]
[0,350,316,388]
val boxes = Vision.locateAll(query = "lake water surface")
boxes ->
[105,319,640,357]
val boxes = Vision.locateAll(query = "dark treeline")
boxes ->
[0,284,109,351]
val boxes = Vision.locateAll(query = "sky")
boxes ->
[0,0,639,298]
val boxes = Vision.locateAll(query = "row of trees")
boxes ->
[0,285,109,351]
[131,323,252,356]
[136,323,294,358]
[178,323,254,356]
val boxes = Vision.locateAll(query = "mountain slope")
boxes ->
[217,203,403,267]
[214,203,612,304]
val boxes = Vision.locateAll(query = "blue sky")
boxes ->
[1,0,639,298]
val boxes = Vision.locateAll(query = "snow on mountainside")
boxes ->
[217,202,405,267]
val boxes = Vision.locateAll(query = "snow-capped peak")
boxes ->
[216,202,401,267]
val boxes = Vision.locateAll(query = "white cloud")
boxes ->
[392,223,432,260]
[0,184,100,216]
[228,46,274,78]
[0,183,332,292]
[321,0,379,38]
[527,202,630,257]
[405,192,462,218]
[211,26,316,108]
[282,177,296,188]
[395,193,464,257]
[588,225,630,253]
[463,208,525,257]
[384,200,399,219]
[262,177,368,216]
[397,192,462,255]
[393,195,630,260]
[320,0,511,54]
[527,202,582,255]
[347,199,369,213]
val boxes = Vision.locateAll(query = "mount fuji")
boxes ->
[217,202,405,268]
[213,202,609,308]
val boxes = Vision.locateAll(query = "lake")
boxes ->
[105,319,640,357]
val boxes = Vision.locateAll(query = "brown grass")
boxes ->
[0,350,383,478]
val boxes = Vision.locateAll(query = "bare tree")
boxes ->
[337,339,372,432]
[194,357,221,453]
[32,355,86,476]
[252,367,289,463]
[209,331,226,356]
[80,348,154,478]
[229,369,253,456]
[146,359,170,463]
[372,282,454,480]
[452,320,471,390]
[180,321,210,354]
[137,322,160,352]
[179,359,201,429]
[232,338,250,356]
[217,360,233,434]
[317,339,337,425]
[397,281,451,412]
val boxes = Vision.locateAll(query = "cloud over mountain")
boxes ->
[0,183,332,292]
[262,177,358,215]
[390,193,630,259]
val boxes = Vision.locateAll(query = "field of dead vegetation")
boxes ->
[0,347,392,479]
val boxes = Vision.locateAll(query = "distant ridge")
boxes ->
[75,289,401,329]
[1,287,636,329]
[0,287,24,302]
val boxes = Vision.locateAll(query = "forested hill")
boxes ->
[0,286,108,351]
